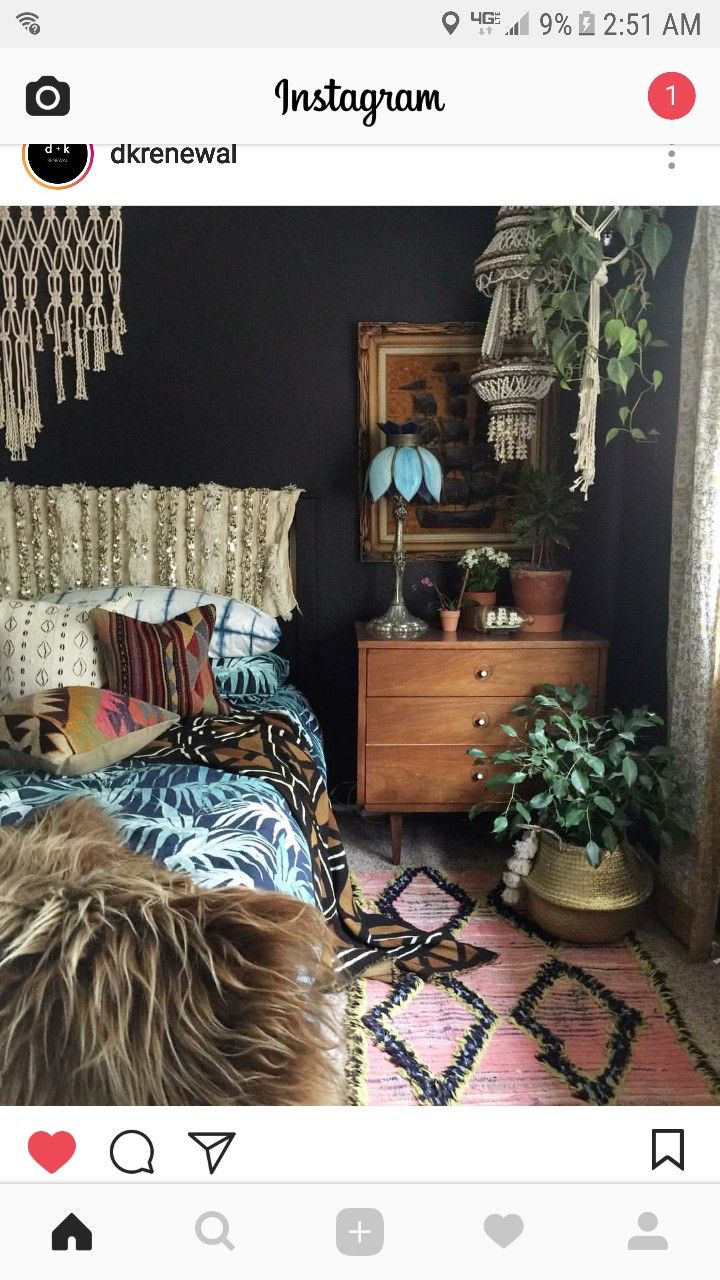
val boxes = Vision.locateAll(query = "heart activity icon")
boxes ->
[28,1131,76,1173]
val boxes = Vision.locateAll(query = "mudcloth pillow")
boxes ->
[91,604,231,719]
[0,594,133,704]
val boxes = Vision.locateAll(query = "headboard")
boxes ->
[0,481,302,619]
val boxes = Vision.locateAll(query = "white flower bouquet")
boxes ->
[458,545,511,592]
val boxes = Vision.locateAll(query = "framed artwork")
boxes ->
[359,322,552,561]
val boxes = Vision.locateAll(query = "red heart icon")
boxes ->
[28,1130,76,1173]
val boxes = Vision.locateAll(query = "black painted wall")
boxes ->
[4,206,696,788]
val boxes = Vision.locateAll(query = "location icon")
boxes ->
[442,10,460,34]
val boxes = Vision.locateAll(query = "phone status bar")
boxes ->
[0,1,716,48]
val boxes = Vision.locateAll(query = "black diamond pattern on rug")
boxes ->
[375,865,475,935]
[510,956,643,1103]
[362,972,498,1106]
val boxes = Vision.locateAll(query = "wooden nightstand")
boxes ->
[355,622,608,862]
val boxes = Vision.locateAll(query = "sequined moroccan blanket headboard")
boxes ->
[0,482,302,619]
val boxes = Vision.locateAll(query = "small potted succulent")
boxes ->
[458,545,511,608]
[421,569,469,633]
[509,466,581,632]
[469,683,691,943]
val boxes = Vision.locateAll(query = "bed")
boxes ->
[0,676,325,903]
[0,481,491,1001]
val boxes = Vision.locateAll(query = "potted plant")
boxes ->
[530,206,672,494]
[469,683,691,943]
[458,545,511,610]
[509,466,581,632]
[421,569,469,633]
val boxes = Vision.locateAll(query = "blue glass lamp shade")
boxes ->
[364,424,443,639]
[366,423,443,504]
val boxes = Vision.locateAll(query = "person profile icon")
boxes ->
[628,1212,669,1251]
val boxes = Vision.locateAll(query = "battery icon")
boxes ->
[578,10,596,33]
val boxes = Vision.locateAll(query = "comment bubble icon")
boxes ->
[110,1130,155,1175]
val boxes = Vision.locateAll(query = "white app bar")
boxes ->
[0,144,713,205]
[0,48,715,144]
[1,1106,716,1182]
[1,1182,717,1277]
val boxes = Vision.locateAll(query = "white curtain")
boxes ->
[664,207,720,948]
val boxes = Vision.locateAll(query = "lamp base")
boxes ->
[366,601,428,639]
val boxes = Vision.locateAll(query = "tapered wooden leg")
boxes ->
[389,813,402,865]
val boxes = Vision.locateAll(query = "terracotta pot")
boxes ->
[439,609,460,633]
[464,590,497,606]
[461,590,496,632]
[510,567,571,633]
[525,834,653,944]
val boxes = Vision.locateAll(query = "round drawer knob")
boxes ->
[474,715,488,728]
[476,667,490,680]
[473,771,485,782]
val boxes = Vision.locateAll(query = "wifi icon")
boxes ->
[16,10,41,34]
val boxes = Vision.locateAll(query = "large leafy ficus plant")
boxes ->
[469,683,691,867]
[531,206,672,442]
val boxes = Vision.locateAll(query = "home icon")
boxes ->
[51,1213,93,1251]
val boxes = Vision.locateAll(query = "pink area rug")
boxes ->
[345,866,720,1106]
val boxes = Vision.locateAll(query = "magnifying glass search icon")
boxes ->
[195,1211,235,1251]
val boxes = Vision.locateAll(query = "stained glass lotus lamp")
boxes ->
[365,423,443,638]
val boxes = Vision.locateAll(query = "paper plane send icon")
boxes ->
[188,1131,236,1174]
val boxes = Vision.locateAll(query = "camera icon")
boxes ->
[26,76,70,116]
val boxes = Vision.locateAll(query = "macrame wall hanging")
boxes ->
[0,206,126,463]
[472,207,556,463]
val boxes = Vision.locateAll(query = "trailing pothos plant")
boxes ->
[530,206,672,443]
[469,683,691,867]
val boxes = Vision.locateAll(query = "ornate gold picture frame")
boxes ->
[359,322,552,561]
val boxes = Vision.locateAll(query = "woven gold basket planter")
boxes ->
[525,834,654,945]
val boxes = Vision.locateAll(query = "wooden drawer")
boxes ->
[366,696,527,746]
[366,646,601,697]
[365,746,504,807]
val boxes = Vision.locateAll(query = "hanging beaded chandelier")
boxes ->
[471,358,556,463]
[0,206,126,461]
[472,207,556,463]
[473,206,556,360]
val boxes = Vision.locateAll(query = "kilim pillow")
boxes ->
[90,603,231,719]
[0,687,178,777]
[0,594,134,705]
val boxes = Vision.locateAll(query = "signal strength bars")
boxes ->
[506,11,530,34]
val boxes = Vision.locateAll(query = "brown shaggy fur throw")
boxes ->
[0,798,344,1105]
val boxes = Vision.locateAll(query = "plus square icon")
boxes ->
[336,1208,384,1256]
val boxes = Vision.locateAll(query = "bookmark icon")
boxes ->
[651,1128,684,1171]
[188,1131,236,1175]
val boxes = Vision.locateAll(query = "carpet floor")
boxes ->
[338,811,720,1104]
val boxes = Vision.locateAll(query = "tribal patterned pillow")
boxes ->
[0,687,178,777]
[0,594,133,705]
[91,603,231,719]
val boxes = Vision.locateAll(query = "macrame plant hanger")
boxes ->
[0,206,126,462]
[568,206,627,495]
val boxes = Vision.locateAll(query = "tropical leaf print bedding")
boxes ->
[0,682,322,902]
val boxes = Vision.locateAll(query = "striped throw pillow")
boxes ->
[91,604,230,720]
